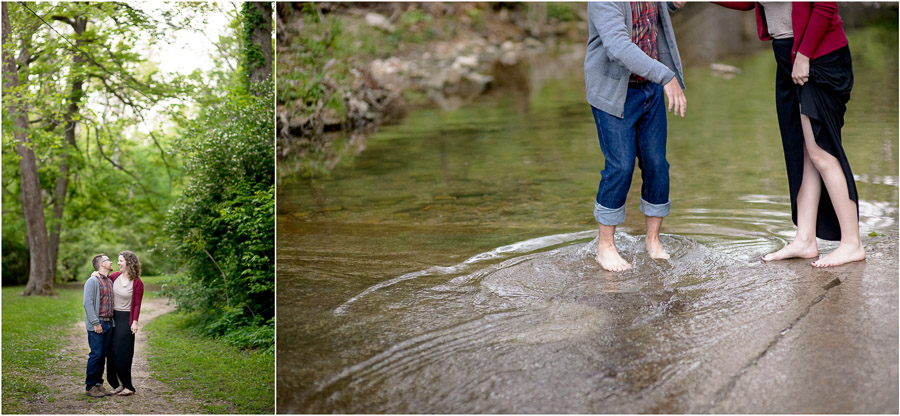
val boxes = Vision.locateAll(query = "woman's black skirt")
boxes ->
[107,310,136,391]
[772,38,857,241]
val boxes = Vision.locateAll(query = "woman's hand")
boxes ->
[91,271,100,278]
[792,52,810,85]
[131,321,139,334]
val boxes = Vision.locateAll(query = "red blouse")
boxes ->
[714,2,848,62]
[109,271,144,326]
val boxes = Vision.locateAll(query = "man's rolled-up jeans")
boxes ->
[591,82,671,226]
[85,319,112,390]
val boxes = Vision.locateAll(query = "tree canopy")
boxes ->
[2,1,274,350]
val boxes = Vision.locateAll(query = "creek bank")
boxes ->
[275,3,586,174]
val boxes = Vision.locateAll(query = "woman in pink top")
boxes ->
[715,2,865,267]
[106,251,144,396]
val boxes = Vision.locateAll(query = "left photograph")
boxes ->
[1,2,274,414]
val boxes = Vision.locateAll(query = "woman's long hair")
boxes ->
[119,250,141,281]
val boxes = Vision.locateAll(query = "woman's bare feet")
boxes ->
[812,243,866,267]
[762,239,819,262]
[596,246,632,272]
[646,238,670,260]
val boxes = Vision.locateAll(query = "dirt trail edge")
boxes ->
[27,296,219,414]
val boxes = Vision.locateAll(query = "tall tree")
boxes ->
[3,3,200,288]
[48,13,89,280]
[2,3,55,296]
[242,2,272,87]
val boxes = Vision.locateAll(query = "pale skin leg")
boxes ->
[762,114,865,265]
[762,143,821,261]
[798,114,865,267]
[596,223,632,272]
[645,216,669,259]
[783,55,864,266]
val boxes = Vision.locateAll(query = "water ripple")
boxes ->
[334,230,595,315]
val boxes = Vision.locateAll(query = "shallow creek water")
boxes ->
[277,29,898,413]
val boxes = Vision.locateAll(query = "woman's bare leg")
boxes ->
[763,142,821,261]
[799,114,865,267]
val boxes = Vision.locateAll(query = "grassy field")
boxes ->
[145,312,275,413]
[1,284,84,413]
[1,279,274,414]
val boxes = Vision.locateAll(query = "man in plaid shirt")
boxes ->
[83,253,116,397]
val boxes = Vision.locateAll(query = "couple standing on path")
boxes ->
[587,1,866,271]
[83,251,144,397]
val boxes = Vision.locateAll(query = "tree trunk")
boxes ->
[244,2,273,86]
[49,16,88,280]
[3,3,55,296]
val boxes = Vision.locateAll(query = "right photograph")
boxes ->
[276,2,898,413]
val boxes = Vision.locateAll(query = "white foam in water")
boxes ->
[334,230,596,315]
[859,200,898,232]
[854,174,899,187]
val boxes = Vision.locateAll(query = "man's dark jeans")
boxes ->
[85,320,112,390]
[590,82,671,225]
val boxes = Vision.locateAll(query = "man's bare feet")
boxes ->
[812,243,866,267]
[646,237,670,260]
[762,239,819,262]
[596,246,632,272]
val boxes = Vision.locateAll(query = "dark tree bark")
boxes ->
[48,15,88,281]
[3,3,56,296]
[244,2,273,86]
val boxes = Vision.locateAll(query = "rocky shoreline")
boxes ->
[275,3,586,171]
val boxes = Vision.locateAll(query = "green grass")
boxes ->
[139,275,169,298]
[145,312,274,414]
[139,275,168,286]
[1,285,84,413]
[2,278,274,413]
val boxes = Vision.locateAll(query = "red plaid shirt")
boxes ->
[631,2,659,82]
[97,274,114,319]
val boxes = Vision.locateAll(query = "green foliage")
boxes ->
[547,3,579,22]
[2,235,30,286]
[1,286,84,413]
[163,80,274,350]
[278,7,343,107]
[241,2,269,88]
[1,2,218,285]
[145,311,274,413]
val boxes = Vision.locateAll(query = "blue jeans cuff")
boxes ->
[594,201,625,226]
[640,198,670,218]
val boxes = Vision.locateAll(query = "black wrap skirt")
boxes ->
[107,310,136,391]
[772,38,857,241]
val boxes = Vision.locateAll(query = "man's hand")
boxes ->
[792,52,810,85]
[663,77,686,117]
[93,324,102,334]
[673,1,687,8]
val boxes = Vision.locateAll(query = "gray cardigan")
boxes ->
[584,2,686,118]
[83,275,114,331]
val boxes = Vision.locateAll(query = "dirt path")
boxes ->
[25,296,213,414]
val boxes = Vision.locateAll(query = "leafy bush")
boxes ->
[163,80,274,350]
[1,236,29,286]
